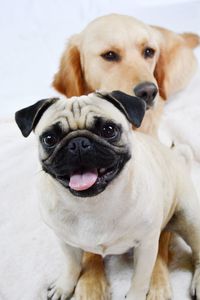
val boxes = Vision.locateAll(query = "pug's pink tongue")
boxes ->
[69,170,98,191]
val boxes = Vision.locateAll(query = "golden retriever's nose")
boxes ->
[134,82,158,107]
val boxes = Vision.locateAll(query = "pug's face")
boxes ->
[15,91,146,197]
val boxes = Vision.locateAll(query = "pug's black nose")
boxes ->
[68,137,92,154]
[134,82,158,106]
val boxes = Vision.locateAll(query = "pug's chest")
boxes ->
[46,207,151,256]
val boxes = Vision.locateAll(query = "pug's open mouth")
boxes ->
[56,163,120,197]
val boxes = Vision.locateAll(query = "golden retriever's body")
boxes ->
[53,14,199,300]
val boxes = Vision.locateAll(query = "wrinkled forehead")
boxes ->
[35,94,130,134]
[81,14,157,51]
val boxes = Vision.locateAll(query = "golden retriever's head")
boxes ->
[53,14,199,103]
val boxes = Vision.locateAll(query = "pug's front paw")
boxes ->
[47,277,74,300]
[125,289,146,300]
[191,268,200,300]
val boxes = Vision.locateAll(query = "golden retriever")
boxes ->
[52,14,199,300]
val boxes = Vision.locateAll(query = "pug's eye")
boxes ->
[101,51,120,62]
[101,123,119,140]
[143,47,155,59]
[42,134,58,147]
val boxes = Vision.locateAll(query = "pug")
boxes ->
[15,91,200,300]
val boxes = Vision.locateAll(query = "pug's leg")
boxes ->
[174,219,200,299]
[47,241,83,300]
[147,232,172,300]
[125,231,160,300]
[75,252,110,300]
[170,188,200,300]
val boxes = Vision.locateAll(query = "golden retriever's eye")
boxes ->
[101,51,120,62]
[143,47,155,59]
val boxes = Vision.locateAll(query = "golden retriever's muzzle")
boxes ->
[42,132,131,198]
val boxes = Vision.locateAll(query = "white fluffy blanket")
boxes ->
[1,66,200,300]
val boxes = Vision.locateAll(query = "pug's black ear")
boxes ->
[96,91,146,128]
[15,97,59,137]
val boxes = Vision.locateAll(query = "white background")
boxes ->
[0,0,200,116]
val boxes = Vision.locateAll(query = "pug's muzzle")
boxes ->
[41,131,130,197]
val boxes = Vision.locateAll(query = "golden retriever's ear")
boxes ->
[153,26,199,100]
[52,35,86,97]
